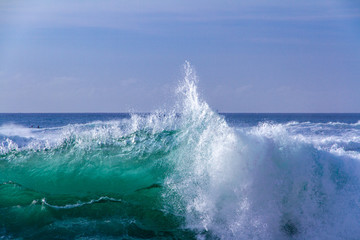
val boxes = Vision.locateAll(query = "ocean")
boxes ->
[1,65,360,239]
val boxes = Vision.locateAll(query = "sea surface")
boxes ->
[1,65,360,239]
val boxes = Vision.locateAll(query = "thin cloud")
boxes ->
[1,1,359,31]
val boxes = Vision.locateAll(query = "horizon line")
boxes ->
[1,112,360,114]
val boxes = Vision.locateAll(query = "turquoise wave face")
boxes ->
[0,126,192,239]
[1,63,360,239]
[1,128,178,195]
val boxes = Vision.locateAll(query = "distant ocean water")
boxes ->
[1,64,360,239]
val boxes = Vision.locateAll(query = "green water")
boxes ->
[0,127,199,239]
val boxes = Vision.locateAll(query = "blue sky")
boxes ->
[0,0,359,112]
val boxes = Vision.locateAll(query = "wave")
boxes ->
[1,62,360,239]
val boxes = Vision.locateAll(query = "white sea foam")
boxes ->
[163,63,360,239]
[42,196,122,209]
[0,124,36,138]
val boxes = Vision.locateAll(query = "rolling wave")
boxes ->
[1,62,360,239]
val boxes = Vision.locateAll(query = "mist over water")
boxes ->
[1,63,360,239]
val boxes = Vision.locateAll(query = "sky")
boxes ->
[0,0,359,113]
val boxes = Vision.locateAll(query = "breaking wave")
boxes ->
[1,62,360,239]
